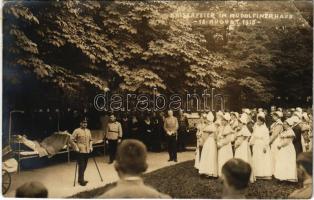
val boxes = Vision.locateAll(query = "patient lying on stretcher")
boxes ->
[16,131,75,157]
[15,130,105,157]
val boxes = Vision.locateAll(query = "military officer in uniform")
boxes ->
[105,114,123,164]
[72,117,93,186]
[164,110,179,162]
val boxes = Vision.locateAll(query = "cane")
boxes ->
[93,157,103,182]
[73,161,78,187]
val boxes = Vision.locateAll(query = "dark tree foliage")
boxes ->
[3,0,313,110]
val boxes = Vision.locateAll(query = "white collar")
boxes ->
[123,176,142,181]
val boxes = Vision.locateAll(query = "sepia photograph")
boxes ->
[1,0,313,199]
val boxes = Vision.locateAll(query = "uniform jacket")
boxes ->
[164,116,178,136]
[72,128,92,153]
[105,121,123,140]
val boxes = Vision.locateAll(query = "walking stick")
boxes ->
[73,161,78,187]
[93,157,103,182]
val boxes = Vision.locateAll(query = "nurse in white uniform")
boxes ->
[234,114,255,182]
[194,114,206,169]
[249,112,272,179]
[199,112,218,177]
[217,113,234,177]
[269,111,283,175]
[274,118,297,182]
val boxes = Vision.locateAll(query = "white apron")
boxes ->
[274,129,297,182]
[250,123,272,178]
[217,124,233,177]
[199,124,218,177]
[234,126,255,182]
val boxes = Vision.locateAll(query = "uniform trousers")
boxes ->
[77,152,89,182]
[167,135,177,160]
[107,139,118,162]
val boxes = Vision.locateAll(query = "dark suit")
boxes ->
[140,120,153,150]
[293,124,303,155]
[151,116,163,152]
[177,115,189,151]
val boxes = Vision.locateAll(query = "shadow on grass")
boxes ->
[69,160,302,198]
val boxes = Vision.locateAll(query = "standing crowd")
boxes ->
[9,107,191,153]
[11,106,313,198]
[112,110,190,154]
[15,139,313,198]
[194,106,312,183]
[70,109,189,186]
[102,109,190,165]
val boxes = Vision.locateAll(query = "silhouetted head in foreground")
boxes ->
[296,152,312,181]
[288,152,312,199]
[16,181,48,198]
[114,139,148,177]
[221,158,251,199]
[101,139,170,198]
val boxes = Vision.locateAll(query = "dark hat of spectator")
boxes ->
[80,117,88,123]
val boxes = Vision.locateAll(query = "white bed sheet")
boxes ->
[93,140,104,145]
[18,145,68,156]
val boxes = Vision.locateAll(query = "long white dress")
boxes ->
[217,124,233,177]
[195,122,206,169]
[250,123,272,179]
[199,123,218,177]
[270,120,283,174]
[234,125,255,182]
[234,126,251,162]
[274,128,297,182]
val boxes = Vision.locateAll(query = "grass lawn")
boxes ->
[70,160,302,198]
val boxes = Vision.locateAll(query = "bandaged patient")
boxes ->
[16,131,73,157]
[17,135,37,151]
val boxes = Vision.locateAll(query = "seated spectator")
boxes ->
[15,181,48,198]
[221,158,251,199]
[289,152,312,199]
[99,139,170,198]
